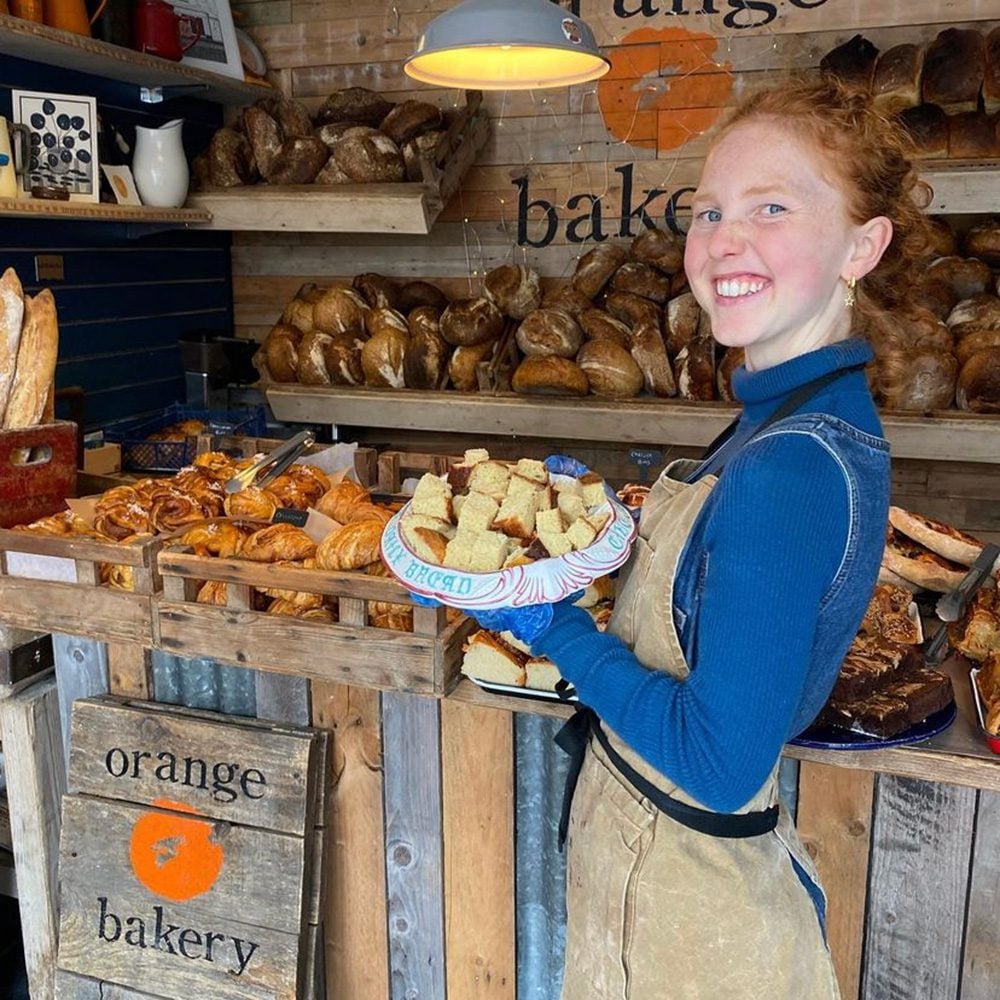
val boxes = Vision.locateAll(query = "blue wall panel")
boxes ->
[0,53,233,430]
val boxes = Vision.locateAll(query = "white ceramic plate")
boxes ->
[469,677,579,703]
[380,478,637,609]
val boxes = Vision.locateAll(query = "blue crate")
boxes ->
[105,403,267,472]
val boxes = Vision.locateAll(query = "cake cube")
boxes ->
[502,548,535,569]
[578,472,607,508]
[506,473,538,499]
[467,530,513,572]
[565,515,599,551]
[402,523,449,565]
[535,484,555,510]
[492,491,537,539]
[411,473,453,521]
[461,630,527,686]
[457,491,499,533]
[443,531,476,570]
[515,458,548,484]
[587,510,610,533]
[464,448,491,464]
[447,449,492,492]
[557,491,586,523]
[535,507,565,535]
[452,494,466,520]
[468,460,511,500]
[553,476,582,497]
[402,513,456,539]
[536,529,573,557]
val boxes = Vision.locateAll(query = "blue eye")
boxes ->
[697,209,722,223]
[762,203,785,215]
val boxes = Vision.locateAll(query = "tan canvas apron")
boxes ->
[560,457,841,1000]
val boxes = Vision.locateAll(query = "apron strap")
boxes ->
[696,362,867,480]
[555,707,779,850]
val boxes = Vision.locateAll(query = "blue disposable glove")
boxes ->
[544,454,591,477]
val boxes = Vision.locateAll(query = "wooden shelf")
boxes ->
[187,94,491,234]
[449,654,1000,793]
[265,385,1000,465]
[920,159,1000,215]
[0,14,274,105]
[0,198,210,225]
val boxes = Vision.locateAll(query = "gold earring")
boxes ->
[844,276,857,308]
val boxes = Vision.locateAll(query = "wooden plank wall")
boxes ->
[0,57,232,430]
[237,3,1000,999]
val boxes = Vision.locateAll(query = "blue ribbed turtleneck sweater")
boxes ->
[532,339,885,812]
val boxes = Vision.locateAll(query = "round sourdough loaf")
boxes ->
[946,294,1000,333]
[353,272,400,310]
[333,127,405,182]
[312,286,369,335]
[404,308,450,389]
[610,261,671,303]
[542,285,592,319]
[908,279,958,320]
[512,355,589,396]
[879,347,957,411]
[630,322,676,397]
[630,227,683,274]
[577,340,643,397]
[407,304,443,338]
[957,348,1000,412]
[675,330,715,400]
[264,325,301,382]
[297,331,334,384]
[924,217,958,258]
[484,264,542,320]
[571,243,628,299]
[440,297,504,346]
[717,347,745,401]
[315,87,394,128]
[266,136,330,185]
[448,340,495,390]
[314,156,352,185]
[926,256,994,301]
[665,291,702,359]
[365,306,409,338]
[282,296,316,334]
[605,290,661,328]
[964,221,1000,266]
[379,100,444,146]
[398,280,449,312]
[515,308,583,358]
[315,122,359,150]
[361,328,408,387]
[579,308,632,348]
[322,333,365,385]
[956,329,1000,366]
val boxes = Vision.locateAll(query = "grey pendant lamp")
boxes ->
[404,0,610,90]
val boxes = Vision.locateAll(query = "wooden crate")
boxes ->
[0,422,77,528]
[153,547,473,696]
[0,531,161,646]
[56,697,327,1000]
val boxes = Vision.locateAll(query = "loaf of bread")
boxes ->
[925,256,994,300]
[263,324,301,382]
[577,339,643,398]
[361,328,408,387]
[820,34,879,90]
[956,330,1000,367]
[630,322,676,397]
[264,136,330,185]
[630,227,683,275]
[946,294,1000,335]
[315,519,383,570]
[542,285,592,319]
[880,347,958,411]
[0,268,24,425]
[322,333,365,385]
[440,297,504,346]
[948,112,1000,159]
[717,347,744,402]
[448,341,495,391]
[207,128,257,187]
[579,308,631,348]
[872,43,923,114]
[312,286,369,335]
[571,243,628,299]
[353,273,400,310]
[605,291,660,329]
[610,261,671,304]
[515,308,583,358]
[957,347,1000,412]
[314,87,394,128]
[332,127,405,183]
[403,307,450,389]
[665,291,701,360]
[675,327,715,402]
[365,306,409,339]
[922,28,985,114]
[484,264,542,320]
[379,100,444,146]
[297,330,334,384]
[4,289,58,430]
[963,222,1000,267]
[897,104,949,158]
[242,105,282,178]
[512,355,589,396]
[398,280,449,312]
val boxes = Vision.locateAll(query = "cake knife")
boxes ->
[935,542,1000,623]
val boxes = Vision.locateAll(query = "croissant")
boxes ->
[14,511,97,537]
[224,487,278,520]
[149,491,208,533]
[102,563,135,592]
[371,609,413,632]
[197,580,229,605]
[259,587,325,609]
[286,463,331,497]
[268,599,337,622]
[370,599,412,620]
[315,479,369,523]
[315,519,383,570]
[240,524,317,563]
[193,451,237,480]
[346,503,394,526]
[180,521,245,558]
[264,475,312,510]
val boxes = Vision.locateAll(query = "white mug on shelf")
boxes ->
[132,118,189,209]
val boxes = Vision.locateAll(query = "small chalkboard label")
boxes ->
[271,507,308,527]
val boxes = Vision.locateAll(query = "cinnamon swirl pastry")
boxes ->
[149,491,208,533]
[224,487,278,520]
[192,451,237,480]
[240,524,317,563]
[94,492,151,540]
[102,563,135,592]
[263,475,311,510]
[287,462,331,496]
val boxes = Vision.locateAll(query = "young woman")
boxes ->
[473,78,934,999]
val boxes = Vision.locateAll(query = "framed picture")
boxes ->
[175,0,244,81]
[101,164,141,206]
[11,90,99,203]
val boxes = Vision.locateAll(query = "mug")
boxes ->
[133,0,203,62]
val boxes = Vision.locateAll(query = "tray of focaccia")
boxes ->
[381,449,637,609]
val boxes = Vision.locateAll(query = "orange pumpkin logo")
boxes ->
[129,798,225,902]
[598,26,734,152]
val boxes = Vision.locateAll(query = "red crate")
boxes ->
[0,421,77,528]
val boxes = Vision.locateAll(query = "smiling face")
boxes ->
[684,119,870,371]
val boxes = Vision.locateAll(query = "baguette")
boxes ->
[3,288,58,429]
[0,267,25,424]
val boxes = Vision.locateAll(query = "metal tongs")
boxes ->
[924,542,1000,664]
[223,430,315,494]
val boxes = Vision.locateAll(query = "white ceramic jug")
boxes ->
[132,118,189,208]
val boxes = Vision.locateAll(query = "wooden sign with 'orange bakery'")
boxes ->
[55,697,329,1000]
